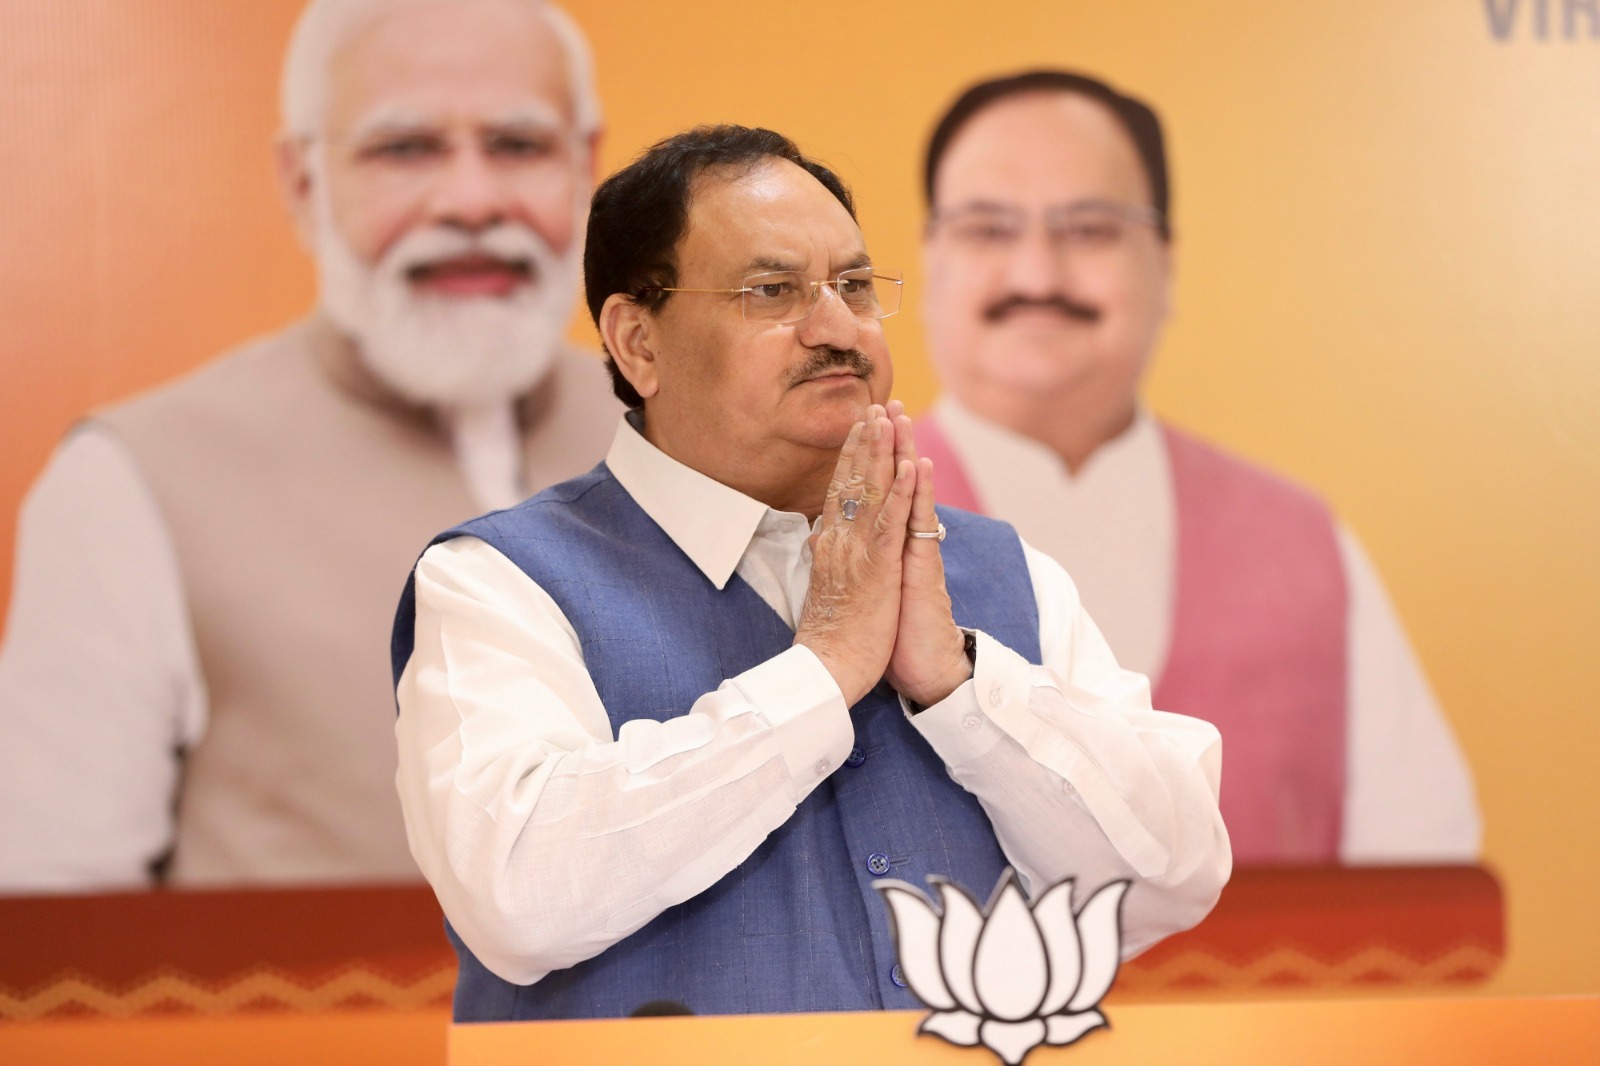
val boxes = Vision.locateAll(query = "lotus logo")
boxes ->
[875,869,1129,1064]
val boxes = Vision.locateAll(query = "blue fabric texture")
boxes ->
[391,463,1042,1020]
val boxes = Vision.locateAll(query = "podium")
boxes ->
[0,865,1505,1023]
[447,998,1599,1065]
[0,865,1515,1064]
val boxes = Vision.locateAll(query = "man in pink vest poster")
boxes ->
[915,70,1479,865]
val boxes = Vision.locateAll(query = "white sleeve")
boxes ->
[395,536,856,985]
[909,541,1230,957]
[1336,526,1481,863]
[0,426,205,892]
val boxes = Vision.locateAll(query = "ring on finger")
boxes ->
[908,522,947,543]
[841,498,862,522]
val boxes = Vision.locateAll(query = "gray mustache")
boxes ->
[787,346,875,386]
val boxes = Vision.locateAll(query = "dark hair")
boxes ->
[923,70,1170,241]
[584,124,856,407]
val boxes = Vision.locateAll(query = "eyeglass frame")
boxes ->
[928,199,1167,250]
[635,267,905,324]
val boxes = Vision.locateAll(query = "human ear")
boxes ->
[599,293,660,401]
[583,128,604,186]
[274,136,318,251]
[1155,234,1177,323]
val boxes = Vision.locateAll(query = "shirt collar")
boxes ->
[933,395,1162,483]
[604,413,774,590]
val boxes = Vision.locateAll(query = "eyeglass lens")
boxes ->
[939,202,1154,252]
[743,269,902,323]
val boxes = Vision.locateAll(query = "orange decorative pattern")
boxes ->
[1114,864,1505,996]
[1116,941,1503,995]
[0,964,455,1022]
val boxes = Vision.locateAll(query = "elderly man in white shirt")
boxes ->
[0,0,617,891]
[392,123,1229,1021]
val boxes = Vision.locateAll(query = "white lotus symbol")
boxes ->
[875,869,1128,1064]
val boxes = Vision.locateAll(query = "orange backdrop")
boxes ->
[2,0,1597,998]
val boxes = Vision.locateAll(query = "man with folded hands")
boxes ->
[392,124,1230,1020]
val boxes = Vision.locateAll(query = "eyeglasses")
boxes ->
[639,267,904,324]
[931,201,1164,254]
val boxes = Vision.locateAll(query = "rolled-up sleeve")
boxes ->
[910,541,1230,956]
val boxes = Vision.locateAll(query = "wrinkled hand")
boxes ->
[883,402,972,709]
[794,405,916,706]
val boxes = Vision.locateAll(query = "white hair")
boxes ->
[280,0,601,139]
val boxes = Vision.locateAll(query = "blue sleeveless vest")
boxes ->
[391,463,1042,1020]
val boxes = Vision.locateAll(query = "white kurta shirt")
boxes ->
[394,416,1230,986]
[933,398,1481,864]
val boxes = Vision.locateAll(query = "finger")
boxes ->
[846,406,886,490]
[865,414,897,504]
[847,413,896,516]
[906,456,940,546]
[893,411,918,472]
[873,458,916,543]
[843,415,881,507]
[884,401,906,464]
[822,420,865,522]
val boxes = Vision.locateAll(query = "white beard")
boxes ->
[312,200,581,411]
